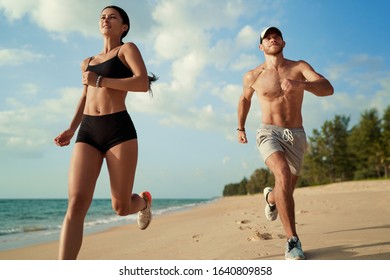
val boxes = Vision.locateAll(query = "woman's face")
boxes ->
[99,8,127,38]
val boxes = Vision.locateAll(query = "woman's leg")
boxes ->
[58,143,104,259]
[105,139,146,215]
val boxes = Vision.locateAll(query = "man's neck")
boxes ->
[264,53,285,69]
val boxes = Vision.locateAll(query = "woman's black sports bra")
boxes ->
[86,46,134,78]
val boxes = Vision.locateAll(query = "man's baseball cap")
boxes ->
[260,26,283,43]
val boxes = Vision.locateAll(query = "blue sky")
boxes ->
[0,0,389,199]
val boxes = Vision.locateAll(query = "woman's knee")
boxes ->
[112,200,130,216]
[66,195,92,219]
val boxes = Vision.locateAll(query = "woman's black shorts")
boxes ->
[75,110,137,153]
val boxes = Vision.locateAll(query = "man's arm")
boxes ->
[300,60,334,96]
[237,72,256,143]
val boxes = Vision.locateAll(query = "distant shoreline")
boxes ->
[0,198,214,253]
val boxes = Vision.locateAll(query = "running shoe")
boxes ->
[263,187,278,221]
[285,236,305,260]
[137,191,152,230]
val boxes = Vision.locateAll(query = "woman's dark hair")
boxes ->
[102,5,130,44]
[147,73,158,97]
[102,6,158,95]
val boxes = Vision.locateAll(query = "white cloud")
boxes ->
[231,54,260,71]
[304,54,390,132]
[10,0,378,151]
[242,160,249,169]
[151,0,246,61]
[31,1,96,35]
[157,103,215,129]
[0,48,45,66]
[42,87,81,117]
[213,84,241,107]
[0,0,35,20]
[222,156,230,165]
[135,0,256,133]
[206,38,235,70]
[0,0,155,40]
[236,25,259,49]
[172,51,206,89]
[0,109,48,157]
[0,87,80,157]
[302,73,390,134]
[0,0,284,121]
[327,54,385,88]
[188,104,215,130]
[0,0,100,36]
[127,50,207,119]
[152,15,208,59]
[22,83,39,96]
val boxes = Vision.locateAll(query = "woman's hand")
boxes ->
[54,129,75,147]
[82,71,99,87]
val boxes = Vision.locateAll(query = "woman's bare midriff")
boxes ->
[84,87,127,115]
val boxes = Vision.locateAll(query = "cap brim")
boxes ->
[260,27,283,43]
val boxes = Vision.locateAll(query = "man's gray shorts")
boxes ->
[256,124,308,176]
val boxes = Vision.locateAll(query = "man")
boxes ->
[237,27,333,260]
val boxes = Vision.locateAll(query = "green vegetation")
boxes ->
[223,106,390,196]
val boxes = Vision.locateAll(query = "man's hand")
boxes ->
[281,78,304,92]
[238,130,248,144]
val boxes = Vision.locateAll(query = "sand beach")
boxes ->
[1,180,389,260]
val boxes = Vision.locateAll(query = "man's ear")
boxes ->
[259,43,264,51]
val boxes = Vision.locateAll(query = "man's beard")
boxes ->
[265,45,283,55]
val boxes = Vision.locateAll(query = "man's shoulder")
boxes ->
[243,65,264,87]
[285,58,310,68]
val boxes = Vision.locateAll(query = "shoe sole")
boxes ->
[263,188,278,221]
[138,191,152,230]
[285,254,306,260]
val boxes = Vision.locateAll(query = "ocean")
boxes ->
[0,198,214,251]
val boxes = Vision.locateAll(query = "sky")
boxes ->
[0,0,389,199]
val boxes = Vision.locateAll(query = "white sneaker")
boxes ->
[285,236,305,260]
[263,187,278,221]
[137,191,152,230]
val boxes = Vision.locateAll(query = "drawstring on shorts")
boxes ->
[282,128,294,146]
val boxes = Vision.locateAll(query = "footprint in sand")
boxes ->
[192,234,202,242]
[236,219,251,225]
[236,220,252,230]
[247,230,273,241]
[238,225,252,230]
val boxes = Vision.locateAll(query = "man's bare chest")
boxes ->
[252,68,301,98]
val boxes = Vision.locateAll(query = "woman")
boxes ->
[54,5,155,260]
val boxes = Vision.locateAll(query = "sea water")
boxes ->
[0,198,214,251]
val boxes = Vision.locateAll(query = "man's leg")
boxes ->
[265,152,305,259]
[265,151,297,238]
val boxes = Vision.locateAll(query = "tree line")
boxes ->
[223,106,390,196]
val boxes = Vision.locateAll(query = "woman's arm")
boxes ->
[68,87,87,132]
[83,43,149,92]
[54,86,86,147]
[54,59,89,147]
